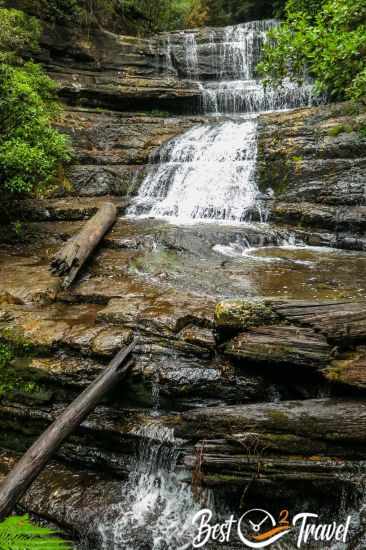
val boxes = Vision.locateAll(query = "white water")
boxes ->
[196,21,316,114]
[98,425,208,550]
[129,20,319,224]
[129,119,260,222]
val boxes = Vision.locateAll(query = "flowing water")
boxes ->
[129,20,319,223]
[98,425,208,550]
[114,20,364,550]
[129,120,260,222]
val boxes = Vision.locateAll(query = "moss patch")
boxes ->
[215,300,277,331]
[0,341,48,400]
[327,124,354,137]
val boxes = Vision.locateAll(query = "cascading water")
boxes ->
[129,20,319,224]
[116,21,324,550]
[130,120,259,222]
[97,425,208,550]
[196,20,317,114]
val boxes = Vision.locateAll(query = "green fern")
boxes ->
[0,515,71,549]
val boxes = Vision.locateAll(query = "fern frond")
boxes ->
[0,515,71,550]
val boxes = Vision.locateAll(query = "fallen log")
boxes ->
[173,398,366,504]
[176,398,366,446]
[0,340,136,520]
[50,202,117,288]
[225,325,331,368]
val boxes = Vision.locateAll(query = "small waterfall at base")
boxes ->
[98,425,209,550]
[129,119,260,222]
[129,19,320,224]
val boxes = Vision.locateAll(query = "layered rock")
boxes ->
[37,24,201,113]
[258,102,366,237]
[57,110,203,198]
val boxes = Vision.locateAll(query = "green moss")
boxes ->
[147,109,170,118]
[327,124,353,137]
[324,354,356,383]
[0,341,45,399]
[215,299,276,330]
[257,156,291,197]
[204,473,244,484]
[267,410,289,424]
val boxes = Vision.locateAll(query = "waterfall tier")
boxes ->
[98,425,205,550]
[130,20,319,223]
[161,19,318,115]
[128,120,262,223]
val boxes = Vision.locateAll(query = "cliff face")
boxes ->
[38,24,201,112]
[35,23,366,245]
[1,20,366,547]
[258,103,366,243]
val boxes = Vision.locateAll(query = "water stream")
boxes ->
[111,19,362,550]
[98,425,207,550]
[129,20,319,223]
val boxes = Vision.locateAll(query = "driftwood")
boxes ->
[50,202,117,288]
[225,324,331,368]
[175,398,366,495]
[0,340,135,520]
[272,300,366,342]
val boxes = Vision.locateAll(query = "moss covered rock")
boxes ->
[214,299,277,331]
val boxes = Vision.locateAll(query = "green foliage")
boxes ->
[12,0,200,32]
[0,62,71,195]
[0,3,41,63]
[0,6,71,197]
[0,342,42,398]
[0,344,13,370]
[9,0,287,32]
[258,0,366,102]
[359,125,366,139]
[120,0,206,32]
[0,515,70,549]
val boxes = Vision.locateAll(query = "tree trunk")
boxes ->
[0,340,135,520]
[50,202,117,288]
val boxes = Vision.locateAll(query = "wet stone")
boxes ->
[179,324,216,349]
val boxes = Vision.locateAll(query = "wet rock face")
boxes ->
[38,24,201,113]
[257,102,366,231]
[57,110,202,198]
[0,450,130,540]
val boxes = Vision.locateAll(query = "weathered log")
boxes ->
[272,300,366,343]
[225,325,331,368]
[50,202,117,288]
[176,398,366,446]
[215,298,366,384]
[172,398,366,504]
[0,340,135,520]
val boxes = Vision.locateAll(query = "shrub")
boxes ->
[0,5,71,198]
[258,0,366,102]
[0,62,71,196]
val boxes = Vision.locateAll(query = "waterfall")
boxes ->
[129,119,259,222]
[174,19,318,115]
[184,33,199,79]
[98,425,207,550]
[130,20,319,223]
